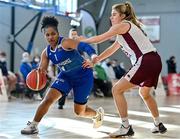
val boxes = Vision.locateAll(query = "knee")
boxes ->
[112,84,123,96]
[139,92,151,100]
[42,97,54,106]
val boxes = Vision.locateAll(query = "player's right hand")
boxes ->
[92,56,100,65]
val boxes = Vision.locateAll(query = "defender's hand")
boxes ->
[82,59,94,68]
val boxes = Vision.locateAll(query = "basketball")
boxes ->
[26,69,47,91]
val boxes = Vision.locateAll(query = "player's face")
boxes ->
[110,9,123,26]
[44,27,59,47]
[71,31,78,40]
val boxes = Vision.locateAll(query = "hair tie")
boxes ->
[125,3,129,7]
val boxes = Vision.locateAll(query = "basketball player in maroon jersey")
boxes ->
[81,1,167,137]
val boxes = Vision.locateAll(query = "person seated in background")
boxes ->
[69,28,79,40]
[0,51,17,99]
[31,55,41,69]
[93,62,112,97]
[101,59,117,84]
[111,59,126,79]
[166,56,177,74]
[19,52,34,99]
[20,52,32,81]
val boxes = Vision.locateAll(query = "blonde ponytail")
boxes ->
[112,1,146,35]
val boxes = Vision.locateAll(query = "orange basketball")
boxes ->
[26,69,47,91]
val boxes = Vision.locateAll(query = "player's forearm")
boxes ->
[82,35,107,44]
[98,42,120,62]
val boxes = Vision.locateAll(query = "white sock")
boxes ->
[121,117,129,128]
[32,120,39,126]
[153,117,161,126]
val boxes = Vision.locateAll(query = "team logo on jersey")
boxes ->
[56,79,65,83]
[58,58,73,71]
[59,58,72,66]
[61,66,65,71]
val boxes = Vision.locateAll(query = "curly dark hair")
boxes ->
[41,16,59,32]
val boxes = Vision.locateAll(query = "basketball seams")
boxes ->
[26,69,47,91]
[36,70,40,91]
[26,71,35,91]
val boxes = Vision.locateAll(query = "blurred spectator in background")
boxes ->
[0,51,17,99]
[31,55,40,69]
[166,56,177,74]
[101,59,116,82]
[112,59,126,79]
[19,52,34,99]
[69,28,78,40]
[93,62,112,97]
[20,52,32,81]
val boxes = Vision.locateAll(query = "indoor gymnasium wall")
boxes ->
[0,6,72,73]
[79,0,180,75]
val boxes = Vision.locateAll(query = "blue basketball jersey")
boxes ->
[46,37,85,75]
[46,36,94,104]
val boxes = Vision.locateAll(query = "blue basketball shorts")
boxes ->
[51,69,93,104]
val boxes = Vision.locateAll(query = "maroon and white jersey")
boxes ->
[116,20,156,65]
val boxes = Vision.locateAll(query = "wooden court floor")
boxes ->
[0,94,180,139]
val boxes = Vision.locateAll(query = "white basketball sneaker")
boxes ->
[92,107,104,128]
[151,123,167,134]
[109,124,134,137]
[21,121,39,135]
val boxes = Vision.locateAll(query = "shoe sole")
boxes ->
[110,132,134,138]
[160,129,167,134]
[152,128,167,134]
[21,130,38,135]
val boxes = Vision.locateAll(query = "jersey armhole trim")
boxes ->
[118,21,131,35]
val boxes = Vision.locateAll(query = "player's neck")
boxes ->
[50,39,59,50]
[50,45,57,50]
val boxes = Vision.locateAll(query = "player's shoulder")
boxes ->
[111,21,130,34]
[41,48,48,57]
[62,38,78,49]
[62,38,75,44]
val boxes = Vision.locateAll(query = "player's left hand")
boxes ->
[82,59,94,68]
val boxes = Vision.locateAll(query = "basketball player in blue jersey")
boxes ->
[21,16,104,135]
[81,1,167,137]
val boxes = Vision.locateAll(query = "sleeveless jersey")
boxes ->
[116,20,156,65]
[46,37,84,75]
